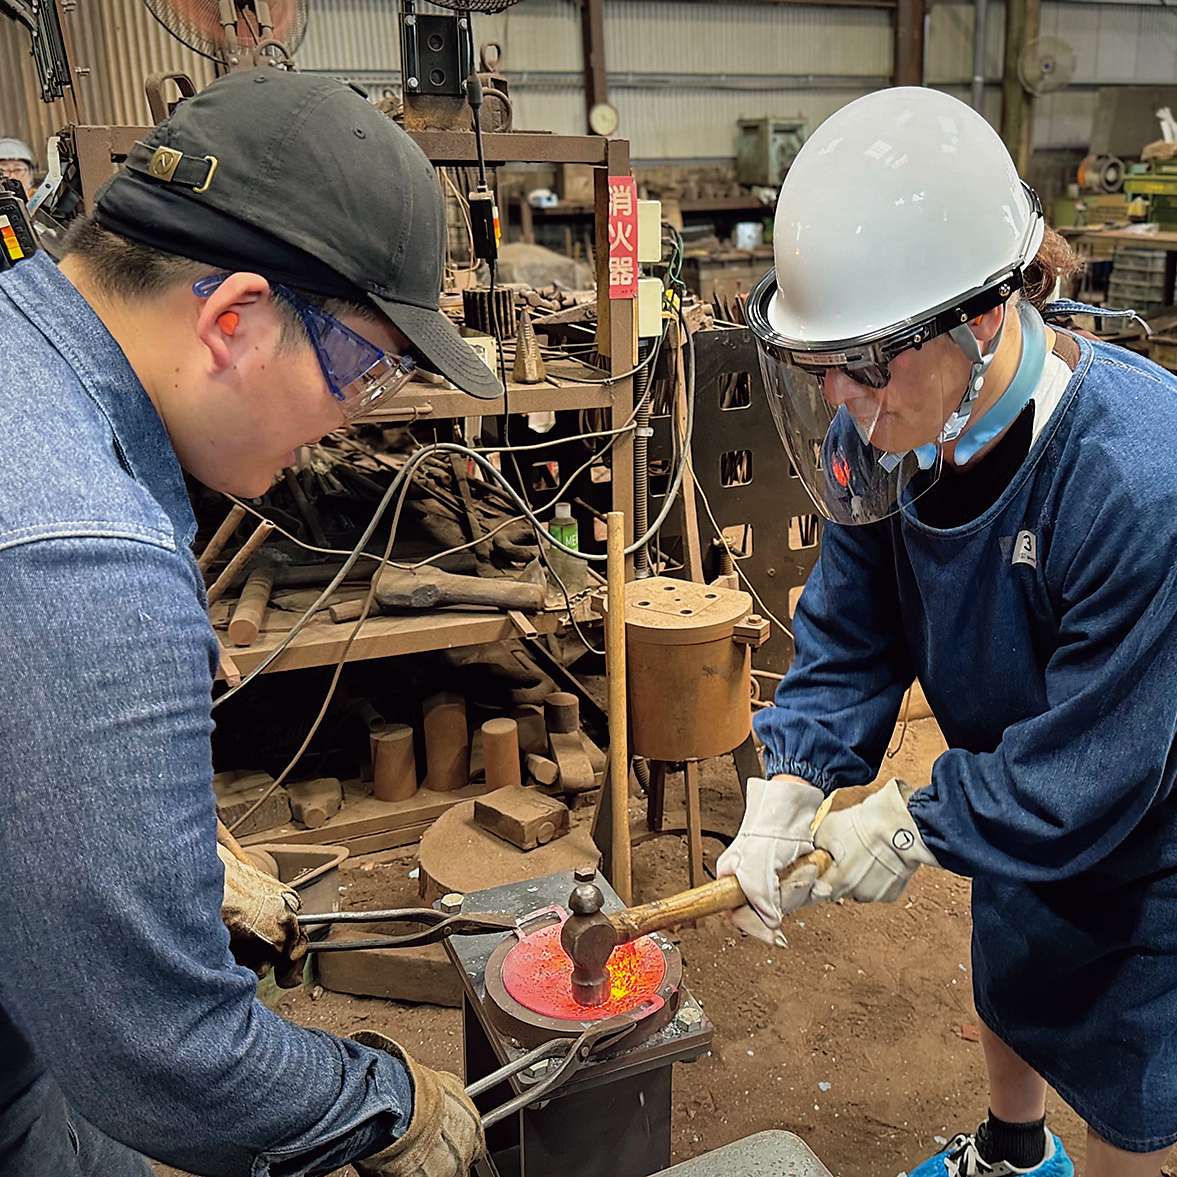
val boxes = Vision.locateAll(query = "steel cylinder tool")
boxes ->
[561,850,832,1005]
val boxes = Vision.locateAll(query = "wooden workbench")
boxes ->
[213,606,561,680]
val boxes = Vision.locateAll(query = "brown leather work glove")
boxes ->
[351,1031,485,1177]
[216,843,308,987]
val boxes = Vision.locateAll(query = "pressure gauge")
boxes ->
[588,102,619,137]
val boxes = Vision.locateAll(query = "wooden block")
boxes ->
[468,729,485,780]
[906,679,934,721]
[228,568,273,646]
[315,924,462,1006]
[287,777,343,829]
[238,783,485,848]
[580,732,607,774]
[423,692,469,793]
[371,724,418,802]
[328,600,365,623]
[418,800,600,903]
[511,705,548,756]
[549,730,595,793]
[212,769,275,798]
[474,785,569,851]
[214,782,291,837]
[482,717,521,791]
[544,691,580,734]
[525,753,559,787]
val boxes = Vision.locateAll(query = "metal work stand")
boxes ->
[444,871,712,1177]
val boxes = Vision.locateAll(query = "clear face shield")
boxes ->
[747,267,1023,526]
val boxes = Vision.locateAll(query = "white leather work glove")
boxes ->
[811,777,938,905]
[352,1031,486,1177]
[217,843,308,987]
[716,775,826,946]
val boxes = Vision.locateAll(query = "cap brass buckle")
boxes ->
[148,146,182,182]
[146,146,217,193]
[193,155,218,194]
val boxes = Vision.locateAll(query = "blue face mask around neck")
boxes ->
[909,299,1047,470]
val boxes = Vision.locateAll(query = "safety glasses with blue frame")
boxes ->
[193,273,416,420]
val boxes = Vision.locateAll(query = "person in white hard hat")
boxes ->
[722,86,1177,1177]
[0,138,35,197]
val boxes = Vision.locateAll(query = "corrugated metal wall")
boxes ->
[295,0,891,159]
[0,0,1169,169]
[0,0,213,169]
[929,0,1177,148]
[296,0,1153,157]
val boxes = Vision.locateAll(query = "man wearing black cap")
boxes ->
[0,69,499,1176]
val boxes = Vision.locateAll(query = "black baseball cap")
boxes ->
[95,67,502,400]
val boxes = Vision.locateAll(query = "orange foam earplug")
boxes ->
[218,311,240,336]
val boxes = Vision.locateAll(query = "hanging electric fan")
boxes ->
[143,0,307,69]
[423,0,525,12]
[1017,36,1076,96]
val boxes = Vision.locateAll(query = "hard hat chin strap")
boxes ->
[940,309,1008,445]
[892,306,1009,472]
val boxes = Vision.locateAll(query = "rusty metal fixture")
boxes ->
[512,305,547,384]
[560,883,614,1005]
[463,286,515,340]
[615,577,770,762]
[483,907,681,1049]
[446,870,711,1177]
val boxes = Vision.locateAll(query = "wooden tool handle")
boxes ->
[205,520,275,606]
[227,568,274,646]
[608,849,833,944]
[375,567,544,611]
[197,504,247,573]
[215,818,253,865]
[605,511,632,905]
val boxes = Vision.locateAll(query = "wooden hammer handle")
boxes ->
[375,566,544,611]
[197,504,247,574]
[205,520,275,606]
[216,818,253,865]
[608,849,833,945]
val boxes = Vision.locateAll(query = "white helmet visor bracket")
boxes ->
[940,309,1009,447]
[747,264,1026,526]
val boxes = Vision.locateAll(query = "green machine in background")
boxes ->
[1124,160,1177,230]
[735,117,807,189]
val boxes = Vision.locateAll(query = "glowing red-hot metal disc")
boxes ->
[501,921,667,1020]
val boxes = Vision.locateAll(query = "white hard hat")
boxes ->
[0,138,34,166]
[745,88,1046,527]
[764,87,1043,347]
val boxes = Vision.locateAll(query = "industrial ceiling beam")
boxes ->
[578,0,608,135]
[892,0,926,85]
[624,0,896,6]
[1001,0,1040,174]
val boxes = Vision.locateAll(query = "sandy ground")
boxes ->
[156,716,1176,1177]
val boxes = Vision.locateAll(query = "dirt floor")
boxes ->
[159,714,1175,1177]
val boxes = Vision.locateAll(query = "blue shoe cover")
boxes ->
[905,1129,1073,1177]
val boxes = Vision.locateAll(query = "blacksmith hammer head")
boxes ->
[560,884,618,1006]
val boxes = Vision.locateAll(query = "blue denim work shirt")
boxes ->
[755,330,1177,1152]
[0,253,412,1176]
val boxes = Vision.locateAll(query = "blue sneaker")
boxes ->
[906,1129,1073,1177]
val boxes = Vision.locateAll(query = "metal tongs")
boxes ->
[298,907,517,952]
[466,1013,638,1128]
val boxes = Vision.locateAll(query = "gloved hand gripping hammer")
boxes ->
[560,850,831,1006]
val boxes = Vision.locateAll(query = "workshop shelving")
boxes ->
[212,130,636,673]
[217,610,561,682]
